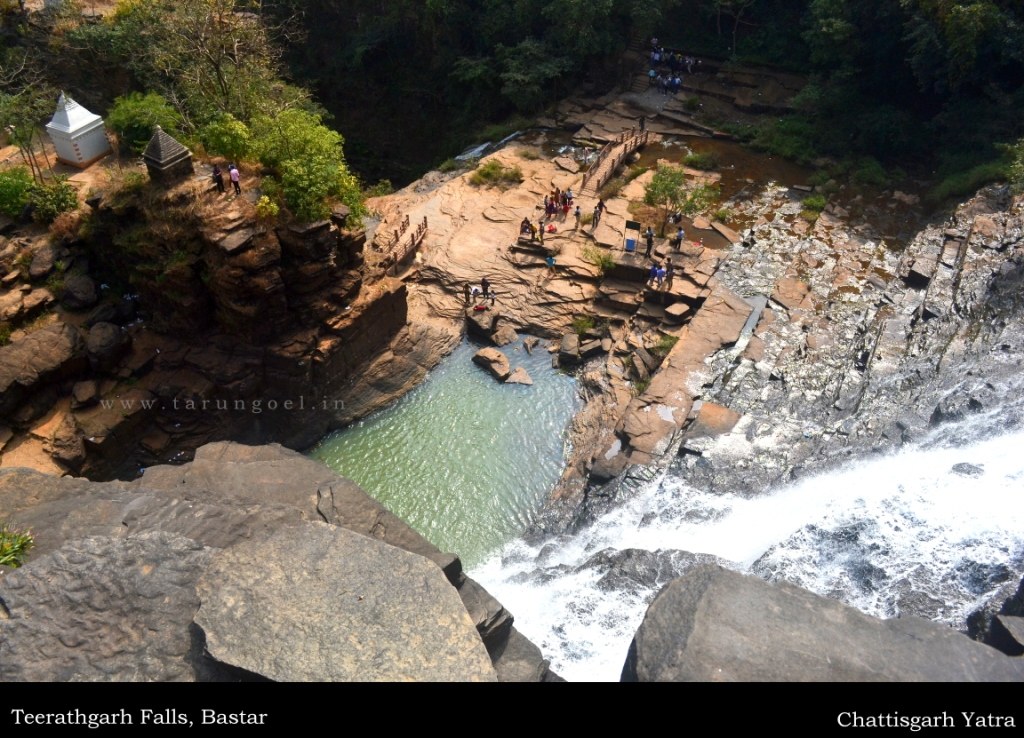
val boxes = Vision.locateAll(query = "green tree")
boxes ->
[106,91,183,153]
[497,39,572,113]
[199,113,252,162]
[644,164,718,235]
[250,108,363,222]
[29,176,78,224]
[0,79,58,183]
[0,166,33,217]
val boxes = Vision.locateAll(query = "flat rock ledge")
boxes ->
[0,441,553,682]
[622,564,1024,682]
[196,523,495,682]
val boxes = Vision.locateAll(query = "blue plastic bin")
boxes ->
[624,238,636,252]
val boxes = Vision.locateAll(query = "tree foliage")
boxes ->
[106,91,183,153]
[644,164,718,234]
[250,108,363,222]
[0,166,33,217]
[199,113,252,162]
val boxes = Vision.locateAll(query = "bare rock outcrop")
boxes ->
[622,564,1024,682]
[0,442,555,682]
[472,347,512,381]
[195,524,496,682]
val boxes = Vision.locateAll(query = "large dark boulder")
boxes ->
[0,442,553,682]
[86,322,130,372]
[622,564,1024,682]
[61,273,98,310]
[194,524,496,682]
[0,322,85,415]
[0,532,214,681]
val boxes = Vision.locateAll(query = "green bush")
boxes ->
[599,176,626,200]
[714,208,731,223]
[199,113,252,162]
[0,521,34,568]
[0,166,34,218]
[438,158,461,172]
[632,378,650,396]
[469,159,523,187]
[0,321,11,346]
[684,151,719,170]
[850,157,890,188]
[518,149,541,160]
[582,245,616,275]
[802,194,827,212]
[106,92,183,154]
[29,177,78,224]
[571,314,596,336]
[929,160,1009,204]
[363,179,394,198]
[652,334,679,357]
[626,164,649,182]
[250,108,364,223]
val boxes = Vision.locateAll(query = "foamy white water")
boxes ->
[471,421,1024,682]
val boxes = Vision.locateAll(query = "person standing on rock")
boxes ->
[212,164,225,194]
[639,115,646,133]
[228,164,241,195]
[538,219,545,243]
[644,225,655,257]
[592,205,602,229]
[664,259,675,290]
[464,283,472,304]
[481,277,490,298]
[574,205,582,230]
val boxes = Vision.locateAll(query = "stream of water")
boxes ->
[469,408,1024,681]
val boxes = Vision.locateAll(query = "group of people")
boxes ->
[543,186,575,221]
[647,38,698,96]
[649,70,685,96]
[211,163,242,195]
[650,38,698,74]
[465,276,497,306]
[647,258,675,290]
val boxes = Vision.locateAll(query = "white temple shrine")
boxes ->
[45,91,111,168]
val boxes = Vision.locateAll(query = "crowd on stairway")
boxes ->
[647,36,699,95]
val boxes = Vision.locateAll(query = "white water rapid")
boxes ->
[471,410,1024,682]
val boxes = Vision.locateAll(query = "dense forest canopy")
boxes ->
[2,0,1023,197]
[274,0,1024,188]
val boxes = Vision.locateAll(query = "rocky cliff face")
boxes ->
[0,441,556,682]
[0,176,442,479]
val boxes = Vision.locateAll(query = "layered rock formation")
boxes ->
[0,441,556,682]
[0,176,441,479]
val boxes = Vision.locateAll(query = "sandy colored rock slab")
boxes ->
[195,523,496,682]
[505,366,533,385]
[473,346,512,380]
[492,323,519,347]
[553,156,580,173]
[711,221,741,244]
[771,277,810,311]
[685,401,741,439]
